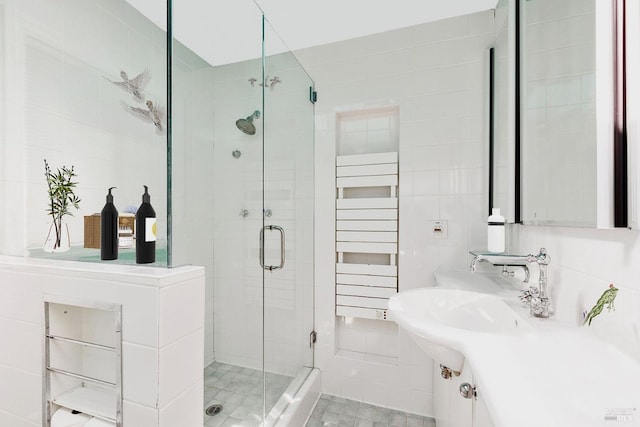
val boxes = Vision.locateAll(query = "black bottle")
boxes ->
[101,187,118,260]
[136,185,156,264]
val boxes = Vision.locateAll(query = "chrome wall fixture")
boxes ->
[248,75,282,90]
[235,111,261,135]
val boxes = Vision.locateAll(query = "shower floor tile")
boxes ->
[203,361,293,427]
[305,395,436,427]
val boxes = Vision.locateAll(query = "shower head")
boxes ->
[235,110,261,135]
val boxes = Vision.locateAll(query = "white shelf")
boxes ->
[53,385,117,422]
[44,298,122,426]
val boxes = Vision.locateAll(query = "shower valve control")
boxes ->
[459,383,477,399]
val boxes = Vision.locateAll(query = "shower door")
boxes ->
[260,16,316,420]
[169,3,314,424]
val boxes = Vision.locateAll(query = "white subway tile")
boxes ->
[0,411,37,427]
[122,343,159,407]
[385,383,415,414]
[122,399,158,427]
[159,379,203,427]
[337,325,367,354]
[159,278,205,347]
[0,272,43,323]
[322,373,342,397]
[340,377,366,401]
[413,171,440,195]
[158,328,204,407]
[406,389,433,416]
[0,366,40,424]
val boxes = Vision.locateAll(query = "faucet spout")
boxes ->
[469,253,530,272]
[470,248,551,318]
[469,254,488,272]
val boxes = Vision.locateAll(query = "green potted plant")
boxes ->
[43,159,81,252]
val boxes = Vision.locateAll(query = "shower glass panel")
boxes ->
[170,0,265,422]
[262,16,315,420]
[4,0,168,262]
[170,2,314,425]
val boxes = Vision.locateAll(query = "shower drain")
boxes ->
[205,404,224,416]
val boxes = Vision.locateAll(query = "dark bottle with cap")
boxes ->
[135,185,156,264]
[101,187,118,260]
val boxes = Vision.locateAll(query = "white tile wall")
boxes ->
[0,259,205,426]
[0,318,41,374]
[296,9,495,417]
[158,328,204,407]
[158,278,205,347]
[516,225,640,360]
[123,343,159,407]
[0,411,36,427]
[158,379,204,427]
[122,399,159,427]
[0,366,40,425]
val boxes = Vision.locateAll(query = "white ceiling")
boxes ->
[126,0,499,65]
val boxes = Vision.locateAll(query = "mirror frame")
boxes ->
[488,0,519,223]
[490,0,629,228]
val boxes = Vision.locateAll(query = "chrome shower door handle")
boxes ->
[259,225,285,271]
[272,225,285,270]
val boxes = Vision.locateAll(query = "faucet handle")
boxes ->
[519,286,539,305]
[536,247,550,264]
[519,285,550,317]
[529,297,550,316]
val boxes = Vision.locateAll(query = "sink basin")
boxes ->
[388,288,531,371]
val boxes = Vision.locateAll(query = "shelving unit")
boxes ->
[43,296,122,427]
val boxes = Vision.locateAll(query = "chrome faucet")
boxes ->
[470,254,531,283]
[470,248,551,318]
[526,248,550,318]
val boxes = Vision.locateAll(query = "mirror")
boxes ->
[628,1,640,229]
[520,0,631,228]
[490,0,517,223]
[490,0,624,228]
[520,0,598,227]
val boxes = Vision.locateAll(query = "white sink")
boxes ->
[388,288,531,371]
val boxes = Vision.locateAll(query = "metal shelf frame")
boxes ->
[43,295,123,427]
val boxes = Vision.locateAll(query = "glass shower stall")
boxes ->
[169,1,316,424]
[1,0,314,423]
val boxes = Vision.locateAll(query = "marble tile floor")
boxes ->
[203,361,293,427]
[305,395,437,427]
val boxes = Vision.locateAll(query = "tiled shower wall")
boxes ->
[295,10,495,416]
[172,51,315,375]
[208,54,315,376]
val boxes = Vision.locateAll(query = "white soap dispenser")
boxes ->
[487,208,505,253]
